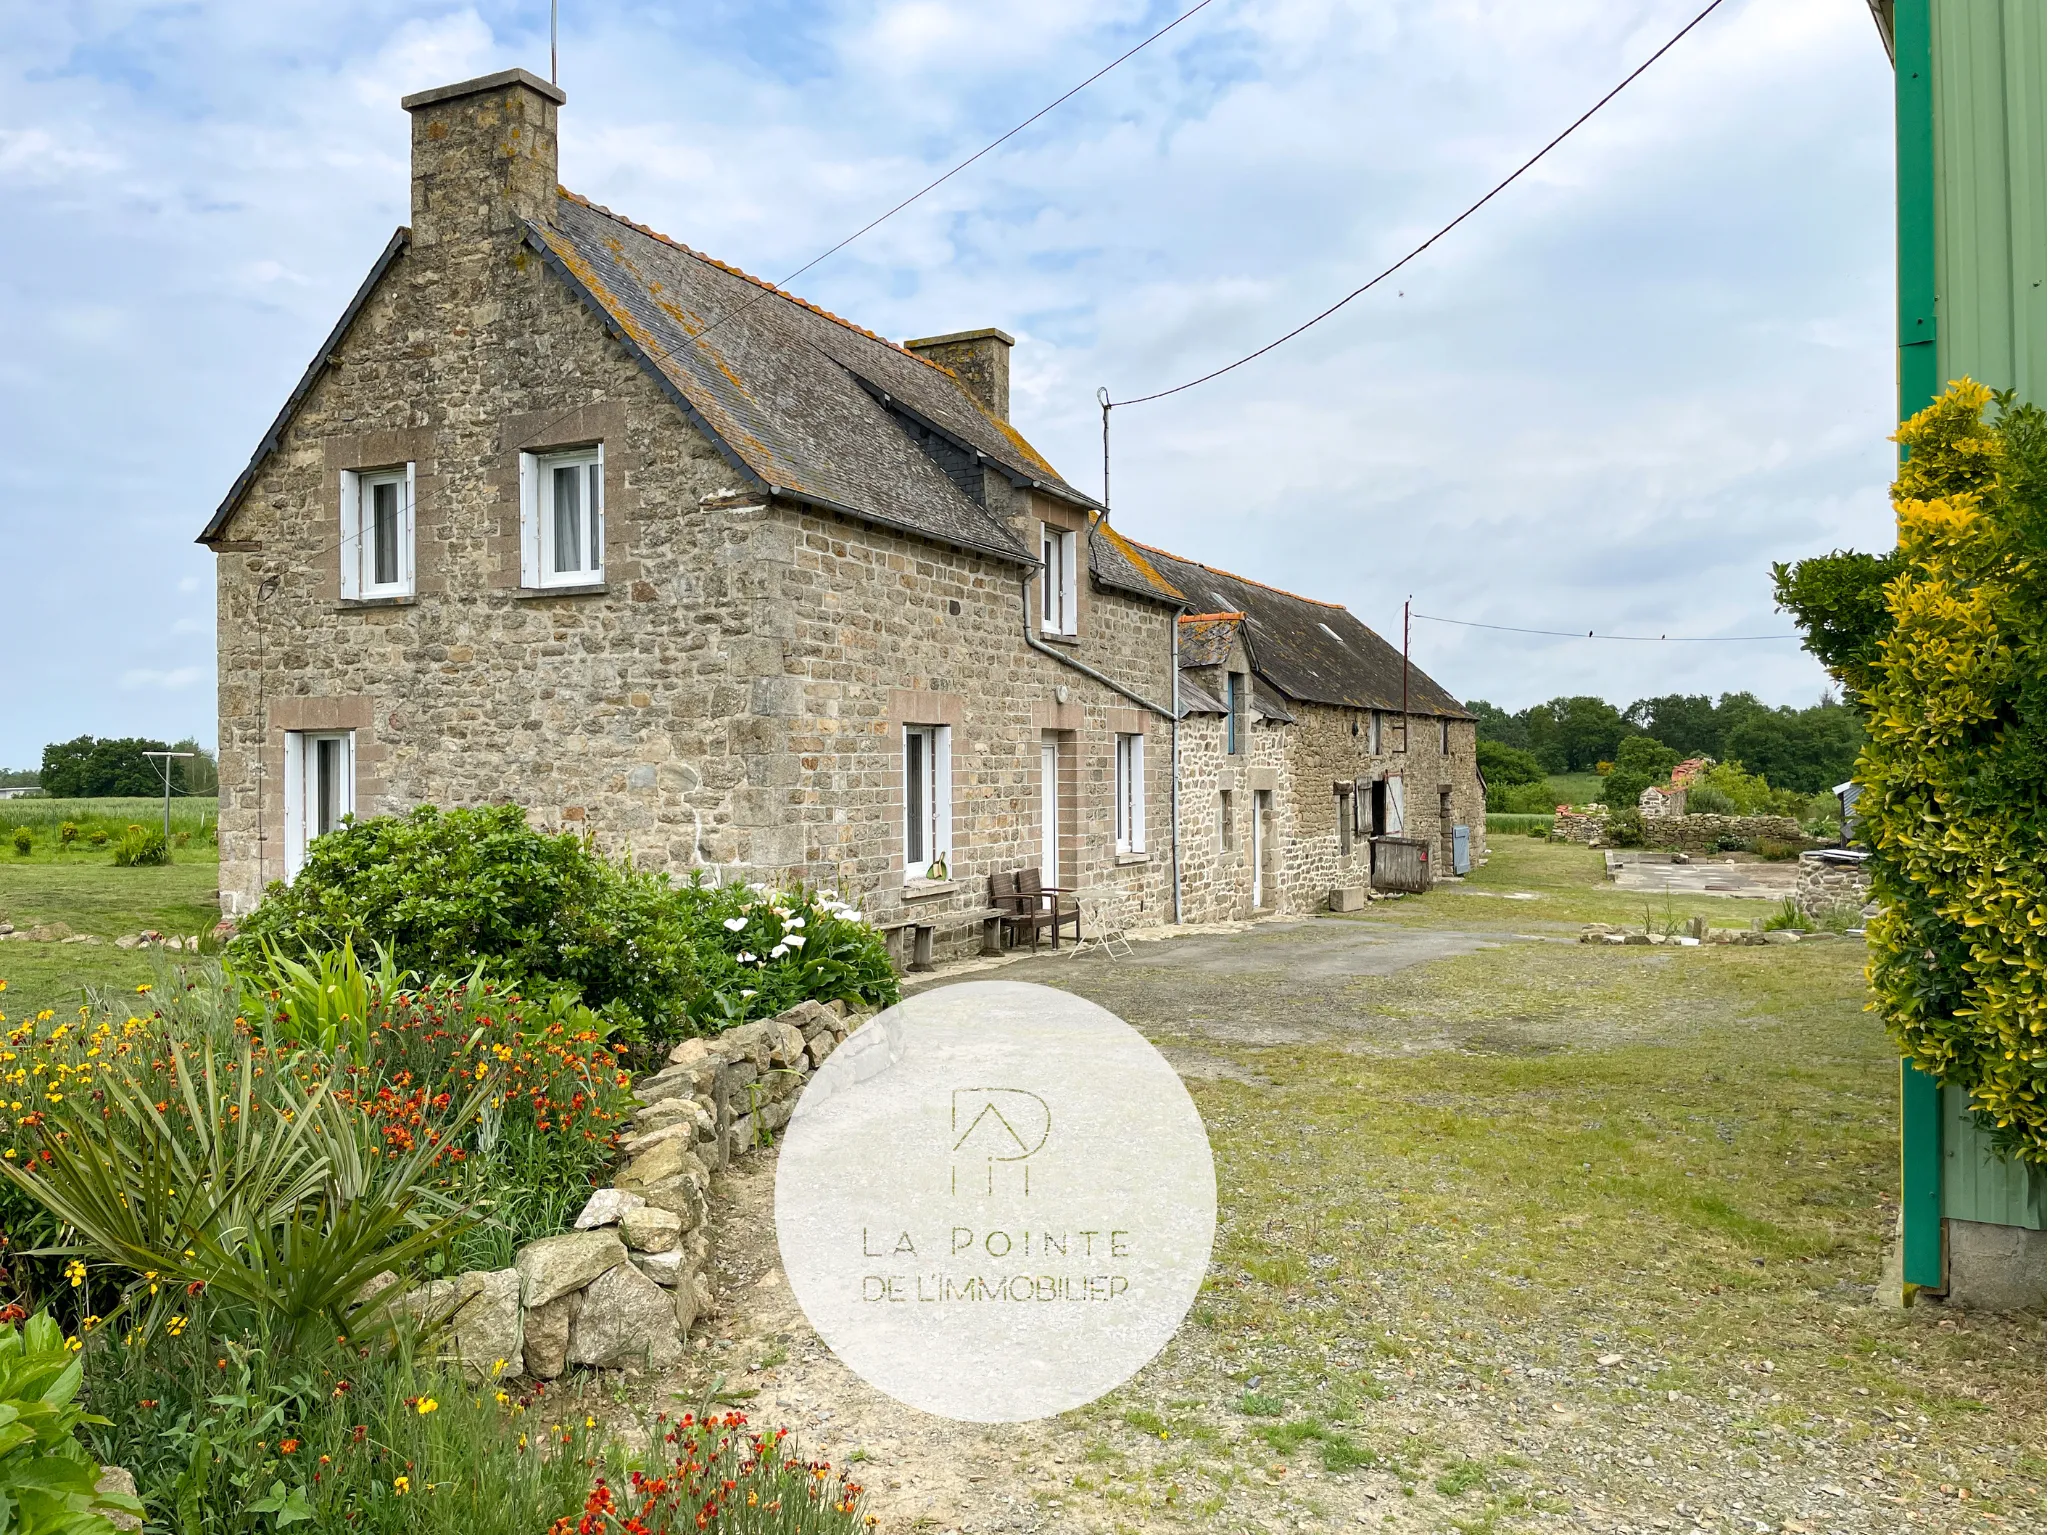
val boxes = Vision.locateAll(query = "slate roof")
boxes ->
[202,192,1099,558]
[1125,542,1471,719]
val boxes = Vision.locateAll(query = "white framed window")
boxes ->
[1040,524,1077,636]
[282,730,355,879]
[904,724,953,875]
[1114,732,1146,855]
[520,446,605,588]
[338,465,414,599]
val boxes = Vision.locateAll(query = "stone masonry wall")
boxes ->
[211,78,1182,948]
[1795,855,1873,919]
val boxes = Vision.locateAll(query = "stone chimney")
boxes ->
[401,68,566,248]
[904,328,1014,420]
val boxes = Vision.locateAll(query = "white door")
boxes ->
[1251,789,1269,907]
[1040,734,1060,883]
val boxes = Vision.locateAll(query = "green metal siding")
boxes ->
[1901,1062,1945,1285]
[1931,0,2047,407]
[1897,0,1940,420]
[1942,1083,2047,1228]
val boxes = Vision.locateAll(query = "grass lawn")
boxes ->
[941,846,2043,1533]
[0,851,221,1017]
[1369,829,1790,933]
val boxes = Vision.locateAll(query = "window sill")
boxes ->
[516,583,608,600]
[1035,630,1080,646]
[901,878,959,901]
[337,594,416,609]
[1114,851,1151,866]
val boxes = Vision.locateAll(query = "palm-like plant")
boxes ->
[1,1036,482,1356]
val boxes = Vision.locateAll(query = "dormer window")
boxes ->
[1040,524,1076,636]
[521,446,605,589]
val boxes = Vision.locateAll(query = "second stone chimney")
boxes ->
[904,328,1014,420]
[401,68,566,249]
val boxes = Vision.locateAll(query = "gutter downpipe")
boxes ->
[1170,605,1182,924]
[1019,575,1180,918]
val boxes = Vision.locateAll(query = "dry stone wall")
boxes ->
[1796,854,1874,920]
[1553,809,1807,853]
[398,999,857,1380]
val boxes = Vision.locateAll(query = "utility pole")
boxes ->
[142,751,196,847]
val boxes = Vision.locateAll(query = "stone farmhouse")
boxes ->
[200,68,1482,956]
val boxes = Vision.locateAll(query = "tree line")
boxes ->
[20,735,221,797]
[1463,691,1864,795]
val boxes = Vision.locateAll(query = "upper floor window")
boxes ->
[521,446,605,588]
[1367,711,1382,754]
[1114,732,1146,855]
[1226,672,1245,755]
[1040,524,1077,636]
[904,724,953,876]
[339,466,414,599]
[1439,718,1451,753]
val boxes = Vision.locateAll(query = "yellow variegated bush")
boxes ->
[1860,382,2045,1161]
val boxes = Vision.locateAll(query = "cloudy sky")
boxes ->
[0,0,1897,769]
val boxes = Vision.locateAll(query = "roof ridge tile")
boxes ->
[1128,537,1348,610]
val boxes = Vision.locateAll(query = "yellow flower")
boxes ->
[64,1260,87,1288]
[416,1396,438,1415]
[393,1476,410,1494]
[166,1315,188,1337]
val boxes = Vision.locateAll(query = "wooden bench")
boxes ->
[879,909,1011,973]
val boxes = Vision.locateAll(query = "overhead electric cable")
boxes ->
[1412,612,1798,643]
[1104,0,1729,410]
[693,0,1222,343]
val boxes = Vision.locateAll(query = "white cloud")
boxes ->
[0,0,1898,764]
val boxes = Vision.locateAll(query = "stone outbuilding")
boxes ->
[198,67,1483,949]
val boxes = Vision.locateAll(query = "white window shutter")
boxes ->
[592,442,606,576]
[337,470,360,600]
[518,452,541,588]
[1061,529,1078,631]
[402,461,417,593]
[1388,776,1406,835]
[935,726,953,864]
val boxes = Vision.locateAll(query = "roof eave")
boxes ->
[198,227,411,547]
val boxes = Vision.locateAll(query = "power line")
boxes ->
[693,0,1223,345]
[1105,0,1730,409]
[1413,612,1799,643]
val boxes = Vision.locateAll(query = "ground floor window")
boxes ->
[904,724,952,876]
[283,730,355,878]
[1114,733,1146,854]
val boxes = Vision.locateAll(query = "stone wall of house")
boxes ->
[1796,854,1873,919]
[210,83,1183,944]
[1277,705,1485,902]
[1173,713,1290,922]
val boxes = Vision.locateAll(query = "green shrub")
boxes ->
[1755,838,1803,861]
[1857,384,2044,1160]
[1684,783,1736,816]
[1764,898,1810,932]
[675,882,899,1031]
[229,805,702,1031]
[1476,739,1547,786]
[0,1312,145,1533]
[9,827,28,856]
[58,821,79,847]
[111,823,168,867]
[230,804,899,1043]
[87,830,108,848]
[1600,735,1681,808]
[1530,823,1551,838]
[1603,807,1645,847]
[1485,780,1558,814]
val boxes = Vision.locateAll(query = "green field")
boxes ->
[1546,771,1603,806]
[0,795,217,850]
[1485,812,1554,834]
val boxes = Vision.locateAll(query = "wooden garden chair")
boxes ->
[1016,867,1081,951]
